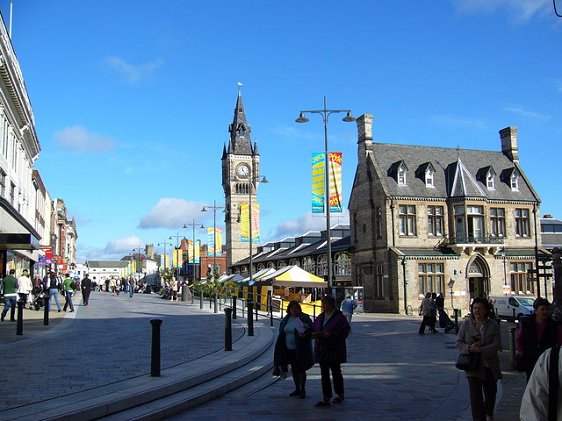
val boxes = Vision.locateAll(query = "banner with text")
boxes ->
[186,240,201,264]
[312,152,343,213]
[240,202,261,243]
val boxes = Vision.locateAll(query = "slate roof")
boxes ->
[369,143,538,202]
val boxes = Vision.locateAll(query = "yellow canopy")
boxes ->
[255,265,327,288]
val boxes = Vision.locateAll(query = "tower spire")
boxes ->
[228,92,253,155]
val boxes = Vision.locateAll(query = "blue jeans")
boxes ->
[129,287,134,298]
[48,288,62,311]
[63,291,74,312]
[1,296,17,319]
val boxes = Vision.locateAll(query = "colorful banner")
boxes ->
[208,227,223,256]
[311,152,343,213]
[329,152,343,213]
[312,152,325,213]
[186,240,201,264]
[173,248,182,268]
[240,202,261,243]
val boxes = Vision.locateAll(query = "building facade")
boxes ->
[222,94,262,268]
[349,114,543,315]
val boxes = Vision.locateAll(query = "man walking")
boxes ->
[1,269,18,321]
[340,294,358,325]
[81,273,92,306]
[62,273,75,312]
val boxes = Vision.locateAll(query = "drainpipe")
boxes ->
[402,256,408,314]
[532,203,541,298]
[390,199,396,248]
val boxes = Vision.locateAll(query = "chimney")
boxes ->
[356,114,373,162]
[499,126,519,163]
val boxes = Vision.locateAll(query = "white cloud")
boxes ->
[453,0,551,22]
[430,114,488,130]
[53,125,115,153]
[139,198,205,229]
[271,211,349,239]
[77,236,147,262]
[506,105,550,120]
[104,56,164,84]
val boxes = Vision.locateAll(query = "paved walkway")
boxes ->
[0,290,243,414]
[174,314,528,421]
[0,293,528,420]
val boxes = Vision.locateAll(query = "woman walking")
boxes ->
[312,295,350,407]
[516,297,562,380]
[273,301,314,398]
[456,297,502,421]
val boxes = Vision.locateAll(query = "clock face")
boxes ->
[236,164,250,178]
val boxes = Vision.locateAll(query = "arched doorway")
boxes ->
[466,254,490,299]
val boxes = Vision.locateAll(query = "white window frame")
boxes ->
[425,169,434,187]
[397,167,406,185]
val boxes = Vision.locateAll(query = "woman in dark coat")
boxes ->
[312,295,351,407]
[273,301,314,398]
[516,297,562,380]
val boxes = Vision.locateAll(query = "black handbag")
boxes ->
[455,353,480,371]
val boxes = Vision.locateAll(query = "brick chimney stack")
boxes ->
[499,126,519,163]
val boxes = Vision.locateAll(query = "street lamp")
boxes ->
[202,200,225,280]
[157,241,173,269]
[132,246,144,277]
[183,220,205,283]
[296,96,355,292]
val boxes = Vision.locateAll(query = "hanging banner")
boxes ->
[311,152,343,213]
[208,227,223,256]
[173,248,182,268]
[329,152,343,213]
[312,152,325,213]
[240,202,260,243]
[186,240,201,264]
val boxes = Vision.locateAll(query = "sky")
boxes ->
[1,0,561,262]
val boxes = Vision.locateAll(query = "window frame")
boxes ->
[398,204,417,236]
[427,205,444,237]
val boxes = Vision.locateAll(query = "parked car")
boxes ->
[490,295,535,321]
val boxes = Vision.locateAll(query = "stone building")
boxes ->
[350,114,543,314]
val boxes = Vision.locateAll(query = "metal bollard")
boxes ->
[150,319,163,377]
[16,301,23,335]
[513,308,516,322]
[508,327,516,368]
[454,309,459,333]
[269,298,274,327]
[232,296,237,319]
[209,295,212,309]
[247,300,254,337]
[44,293,49,326]
[199,291,203,309]
[255,298,259,321]
[181,285,187,301]
[191,288,194,304]
[214,294,218,313]
[224,307,233,351]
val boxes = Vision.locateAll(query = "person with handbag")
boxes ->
[516,297,562,380]
[456,297,502,421]
[312,295,351,407]
[273,301,314,399]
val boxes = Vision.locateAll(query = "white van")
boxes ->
[490,296,535,321]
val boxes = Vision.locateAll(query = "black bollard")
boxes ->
[44,293,49,326]
[247,300,254,337]
[150,319,163,377]
[255,294,259,321]
[181,285,187,302]
[224,307,233,351]
[16,301,23,335]
[269,297,274,327]
[454,309,459,334]
[199,291,203,309]
[209,295,212,309]
[214,294,218,313]
[232,296,237,319]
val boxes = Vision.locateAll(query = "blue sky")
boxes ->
[2,0,561,262]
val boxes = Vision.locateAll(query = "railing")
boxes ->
[448,234,504,245]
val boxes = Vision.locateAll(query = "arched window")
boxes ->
[317,255,327,276]
[303,257,315,273]
[334,253,351,275]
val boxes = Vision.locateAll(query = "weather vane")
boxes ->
[237,81,243,96]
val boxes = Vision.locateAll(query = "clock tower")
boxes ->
[222,93,261,269]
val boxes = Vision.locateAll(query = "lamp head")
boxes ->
[201,207,208,212]
[182,224,188,229]
[342,111,356,122]
[200,224,205,229]
[295,112,309,123]
[260,176,269,184]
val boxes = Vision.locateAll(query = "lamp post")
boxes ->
[296,97,355,292]
[132,246,144,279]
[202,200,224,280]
[157,241,173,270]
[183,220,204,283]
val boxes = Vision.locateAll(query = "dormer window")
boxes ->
[486,172,495,190]
[398,167,406,185]
[425,169,434,188]
[510,173,519,191]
